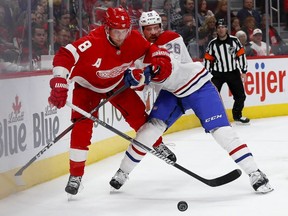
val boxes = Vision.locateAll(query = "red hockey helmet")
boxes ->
[104,7,131,29]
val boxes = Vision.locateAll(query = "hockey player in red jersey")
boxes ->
[48,7,176,196]
[110,10,273,194]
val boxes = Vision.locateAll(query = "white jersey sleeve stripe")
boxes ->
[65,44,80,64]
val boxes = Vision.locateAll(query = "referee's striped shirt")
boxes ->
[204,34,248,73]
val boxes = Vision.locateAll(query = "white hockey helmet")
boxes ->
[139,10,162,27]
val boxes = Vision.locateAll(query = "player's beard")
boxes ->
[148,35,158,43]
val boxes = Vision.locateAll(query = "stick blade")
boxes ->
[207,169,242,187]
[14,174,26,186]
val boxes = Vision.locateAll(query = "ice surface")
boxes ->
[0,116,287,216]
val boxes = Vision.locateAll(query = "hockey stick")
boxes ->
[14,85,128,185]
[67,102,242,187]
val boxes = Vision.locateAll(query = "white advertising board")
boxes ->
[0,57,287,173]
[0,74,131,173]
[221,57,287,107]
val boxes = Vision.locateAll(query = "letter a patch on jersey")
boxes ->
[92,58,102,68]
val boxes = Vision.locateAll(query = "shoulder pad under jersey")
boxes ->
[130,29,143,37]
[155,31,180,46]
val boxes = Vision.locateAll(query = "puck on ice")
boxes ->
[177,201,188,212]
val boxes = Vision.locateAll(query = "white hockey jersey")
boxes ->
[136,31,212,98]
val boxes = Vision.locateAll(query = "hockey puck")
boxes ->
[177,201,188,212]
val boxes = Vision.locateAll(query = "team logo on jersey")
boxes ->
[228,47,236,55]
[96,61,133,79]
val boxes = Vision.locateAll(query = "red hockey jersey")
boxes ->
[53,26,154,93]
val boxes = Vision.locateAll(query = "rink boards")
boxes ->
[0,56,287,199]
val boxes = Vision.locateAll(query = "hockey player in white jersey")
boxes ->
[110,10,273,194]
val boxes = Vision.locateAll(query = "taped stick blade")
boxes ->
[14,174,26,186]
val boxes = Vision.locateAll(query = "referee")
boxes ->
[204,19,250,124]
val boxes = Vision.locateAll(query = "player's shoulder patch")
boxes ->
[155,31,180,46]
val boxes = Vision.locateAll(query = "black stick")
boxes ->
[67,102,242,187]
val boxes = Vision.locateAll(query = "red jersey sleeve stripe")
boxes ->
[174,67,206,94]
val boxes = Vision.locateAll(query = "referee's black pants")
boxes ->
[211,70,246,120]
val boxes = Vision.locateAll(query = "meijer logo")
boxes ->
[228,62,286,101]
